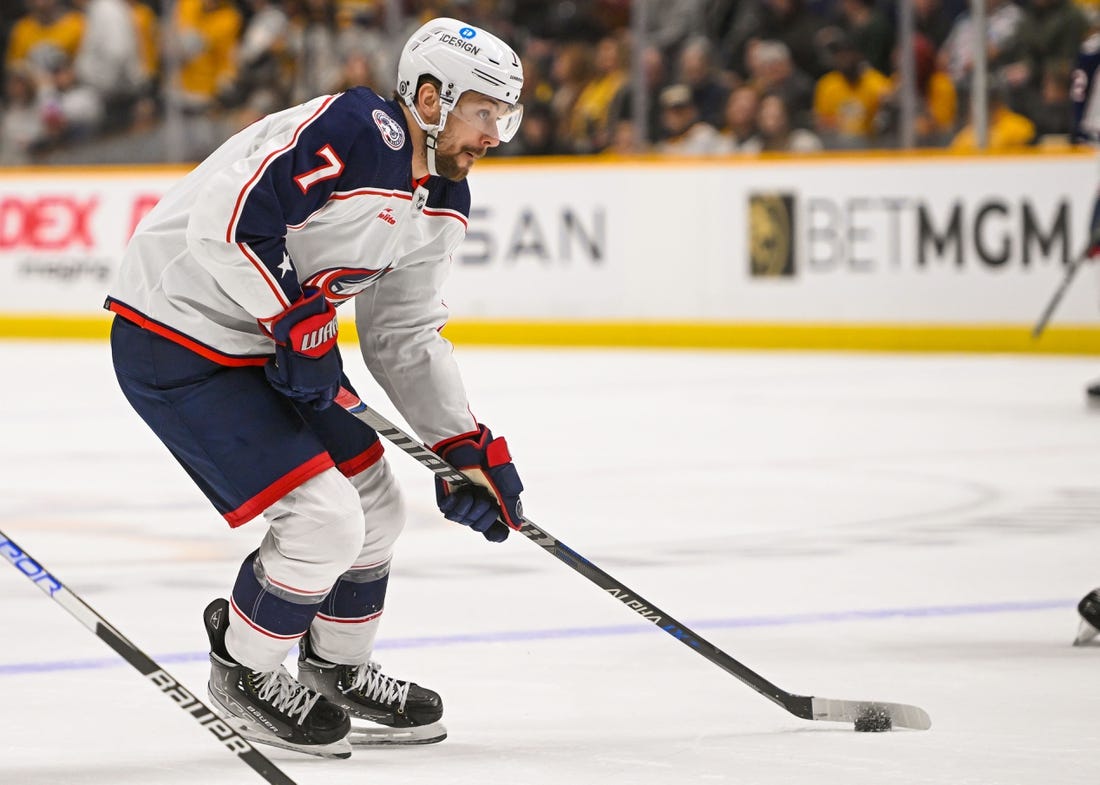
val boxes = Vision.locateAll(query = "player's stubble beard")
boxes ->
[433,126,484,181]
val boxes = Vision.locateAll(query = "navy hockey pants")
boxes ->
[109,315,382,527]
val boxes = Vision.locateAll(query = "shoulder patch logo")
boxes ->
[372,109,405,151]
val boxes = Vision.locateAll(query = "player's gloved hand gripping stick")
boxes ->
[262,286,342,410]
[334,389,931,733]
[433,425,524,543]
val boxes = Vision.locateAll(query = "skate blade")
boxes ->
[1073,619,1100,646]
[237,725,352,759]
[207,688,352,759]
[348,721,447,746]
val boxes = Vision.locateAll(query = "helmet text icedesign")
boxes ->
[397,18,524,175]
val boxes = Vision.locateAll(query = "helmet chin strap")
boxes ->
[425,132,440,177]
[408,104,449,177]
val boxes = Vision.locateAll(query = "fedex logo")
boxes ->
[0,196,99,250]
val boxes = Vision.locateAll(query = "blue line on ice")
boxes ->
[1,598,1073,677]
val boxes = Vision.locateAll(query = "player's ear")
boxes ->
[416,82,441,125]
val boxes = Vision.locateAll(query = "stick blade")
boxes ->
[810,697,932,730]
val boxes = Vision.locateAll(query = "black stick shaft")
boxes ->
[0,529,297,785]
[341,397,812,720]
[516,518,810,717]
[1032,251,1085,338]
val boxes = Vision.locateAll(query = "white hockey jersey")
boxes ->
[1073,32,1100,141]
[106,88,478,446]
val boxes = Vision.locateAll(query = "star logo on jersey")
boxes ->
[372,109,406,151]
[277,255,293,278]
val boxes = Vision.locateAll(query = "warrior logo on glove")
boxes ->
[262,287,343,410]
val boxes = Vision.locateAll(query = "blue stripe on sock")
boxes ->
[320,571,389,621]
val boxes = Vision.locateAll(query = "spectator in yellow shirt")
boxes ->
[568,33,627,153]
[130,0,159,83]
[950,86,1037,149]
[878,33,958,147]
[174,0,241,110]
[6,0,85,71]
[812,34,891,148]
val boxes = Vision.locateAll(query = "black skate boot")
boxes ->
[203,598,352,758]
[297,631,446,745]
[1074,589,1100,646]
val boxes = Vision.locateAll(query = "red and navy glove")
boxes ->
[433,425,525,542]
[262,287,342,410]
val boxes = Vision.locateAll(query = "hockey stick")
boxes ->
[1032,233,1099,339]
[335,390,932,731]
[0,528,297,785]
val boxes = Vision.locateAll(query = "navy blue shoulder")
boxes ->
[317,89,413,192]
[424,176,471,218]
[322,89,471,215]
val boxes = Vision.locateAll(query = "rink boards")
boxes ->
[0,150,1097,353]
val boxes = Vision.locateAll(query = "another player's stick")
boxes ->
[1032,233,1099,339]
[335,390,932,731]
[0,528,298,785]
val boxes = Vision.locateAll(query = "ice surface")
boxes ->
[1,341,1098,784]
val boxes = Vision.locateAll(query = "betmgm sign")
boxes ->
[747,189,1079,279]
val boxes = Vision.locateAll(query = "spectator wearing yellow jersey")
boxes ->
[950,84,1037,150]
[877,33,958,147]
[129,0,159,86]
[568,33,627,153]
[812,33,891,148]
[5,0,84,72]
[173,0,241,112]
[168,0,240,159]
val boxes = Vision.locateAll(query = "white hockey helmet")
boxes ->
[397,18,524,150]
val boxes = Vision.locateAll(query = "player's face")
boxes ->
[434,92,508,182]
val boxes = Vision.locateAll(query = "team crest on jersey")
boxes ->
[307,266,393,302]
[372,109,405,150]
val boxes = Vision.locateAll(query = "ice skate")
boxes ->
[298,631,446,745]
[203,598,352,758]
[1074,589,1100,646]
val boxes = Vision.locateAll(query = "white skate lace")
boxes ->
[252,666,321,726]
[348,661,410,712]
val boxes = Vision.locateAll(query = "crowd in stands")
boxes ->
[1,0,1098,165]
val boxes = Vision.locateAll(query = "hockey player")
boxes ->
[105,18,526,758]
[1072,19,1100,404]
[1071,21,1100,644]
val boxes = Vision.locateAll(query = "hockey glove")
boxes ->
[433,425,525,542]
[262,287,342,410]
